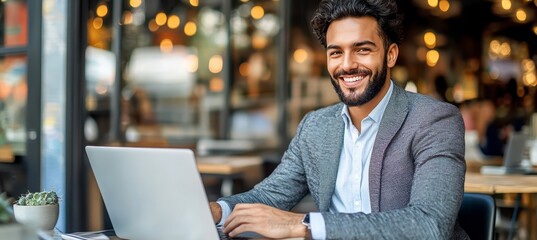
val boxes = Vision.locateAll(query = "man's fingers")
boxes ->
[224,206,267,235]
[224,204,263,228]
[223,215,248,233]
[225,208,252,229]
[220,203,305,239]
[228,223,262,238]
[224,214,263,233]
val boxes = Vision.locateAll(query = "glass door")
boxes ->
[0,0,28,198]
[0,0,41,198]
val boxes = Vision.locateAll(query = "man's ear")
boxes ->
[387,43,399,68]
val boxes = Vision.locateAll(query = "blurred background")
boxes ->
[0,0,536,236]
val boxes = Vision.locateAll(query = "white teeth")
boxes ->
[343,76,364,82]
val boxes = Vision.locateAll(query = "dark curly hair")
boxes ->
[311,0,404,48]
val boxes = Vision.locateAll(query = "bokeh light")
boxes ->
[184,21,197,36]
[251,6,265,20]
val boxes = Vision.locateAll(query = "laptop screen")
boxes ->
[85,146,219,240]
[503,133,528,168]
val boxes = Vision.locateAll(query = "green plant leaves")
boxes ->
[16,191,59,206]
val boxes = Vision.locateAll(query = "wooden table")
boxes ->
[197,156,263,197]
[465,172,537,194]
[465,172,537,240]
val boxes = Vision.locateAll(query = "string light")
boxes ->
[167,15,180,29]
[423,31,437,48]
[251,6,265,19]
[427,0,439,8]
[426,50,440,67]
[129,0,141,8]
[96,4,108,17]
[155,12,167,26]
[184,21,197,36]
[438,0,450,12]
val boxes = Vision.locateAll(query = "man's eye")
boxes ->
[329,51,342,56]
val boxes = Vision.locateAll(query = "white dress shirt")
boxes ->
[309,82,393,239]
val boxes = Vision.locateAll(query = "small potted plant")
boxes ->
[13,191,59,231]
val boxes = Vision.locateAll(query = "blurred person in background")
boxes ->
[478,79,526,157]
[432,75,449,103]
[209,0,467,239]
[459,98,507,160]
[461,77,529,161]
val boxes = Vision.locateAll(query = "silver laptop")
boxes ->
[481,133,531,175]
[85,146,220,240]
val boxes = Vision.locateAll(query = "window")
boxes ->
[0,0,28,164]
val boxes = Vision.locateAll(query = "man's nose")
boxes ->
[342,53,357,71]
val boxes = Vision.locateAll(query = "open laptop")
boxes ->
[85,146,257,239]
[480,133,532,175]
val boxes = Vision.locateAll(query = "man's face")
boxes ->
[325,17,393,106]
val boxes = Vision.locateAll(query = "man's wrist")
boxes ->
[301,213,311,229]
[209,202,222,223]
[292,213,311,238]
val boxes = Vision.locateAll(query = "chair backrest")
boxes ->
[458,193,496,240]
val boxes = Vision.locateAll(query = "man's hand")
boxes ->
[223,203,308,239]
[209,202,222,223]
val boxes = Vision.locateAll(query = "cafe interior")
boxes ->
[1,0,537,238]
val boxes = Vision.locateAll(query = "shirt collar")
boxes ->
[340,80,394,124]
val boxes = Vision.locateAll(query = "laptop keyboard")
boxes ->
[217,227,249,240]
[217,227,231,240]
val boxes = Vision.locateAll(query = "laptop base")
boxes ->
[480,166,533,175]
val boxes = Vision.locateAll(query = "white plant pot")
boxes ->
[13,204,59,231]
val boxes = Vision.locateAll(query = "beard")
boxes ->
[330,56,388,106]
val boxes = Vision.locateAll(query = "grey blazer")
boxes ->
[220,83,468,239]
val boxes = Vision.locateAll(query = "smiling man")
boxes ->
[209,0,468,239]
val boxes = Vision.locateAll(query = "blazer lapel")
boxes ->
[316,105,345,212]
[369,84,409,212]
